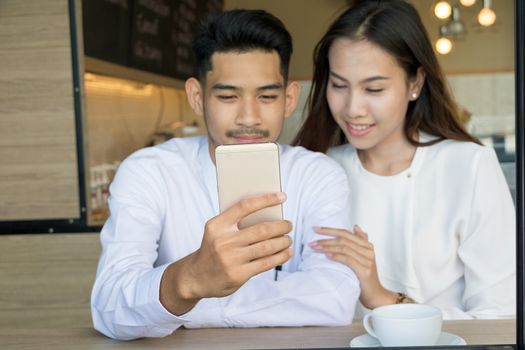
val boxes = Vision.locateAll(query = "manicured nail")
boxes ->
[309,242,323,250]
[277,192,287,201]
[325,253,333,258]
[312,226,321,232]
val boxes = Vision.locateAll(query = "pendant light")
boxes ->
[434,1,452,19]
[435,25,453,55]
[459,0,476,7]
[478,0,496,26]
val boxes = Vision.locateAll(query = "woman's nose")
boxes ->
[346,92,367,119]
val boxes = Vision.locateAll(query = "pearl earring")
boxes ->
[412,92,418,100]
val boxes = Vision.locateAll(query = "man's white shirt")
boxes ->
[91,136,360,340]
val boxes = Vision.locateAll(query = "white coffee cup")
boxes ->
[362,304,443,346]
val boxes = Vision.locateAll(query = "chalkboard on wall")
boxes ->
[82,0,223,80]
[82,0,132,66]
[163,0,222,78]
[129,0,171,74]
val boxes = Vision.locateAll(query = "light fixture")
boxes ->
[435,25,453,55]
[84,73,154,96]
[459,0,476,7]
[445,6,466,39]
[478,0,496,26]
[432,0,496,56]
[436,37,453,55]
[434,1,452,20]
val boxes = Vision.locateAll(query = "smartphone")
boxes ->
[215,143,283,229]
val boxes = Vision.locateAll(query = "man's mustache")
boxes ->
[225,128,270,138]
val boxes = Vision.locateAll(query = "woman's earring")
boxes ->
[411,92,418,100]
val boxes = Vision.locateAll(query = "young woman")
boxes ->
[294,0,515,319]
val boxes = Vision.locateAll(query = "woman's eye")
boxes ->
[366,88,384,93]
[330,82,347,89]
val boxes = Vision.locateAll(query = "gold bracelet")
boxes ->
[396,292,416,304]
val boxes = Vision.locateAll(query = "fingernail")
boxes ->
[308,242,319,249]
[277,192,287,201]
[325,253,333,258]
[312,226,321,232]
[311,244,324,252]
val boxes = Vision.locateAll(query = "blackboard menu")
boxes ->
[129,0,171,74]
[82,0,223,80]
[82,0,132,66]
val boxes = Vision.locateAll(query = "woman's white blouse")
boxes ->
[328,137,515,319]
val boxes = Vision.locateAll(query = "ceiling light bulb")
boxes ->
[435,37,453,55]
[459,0,476,6]
[447,6,466,36]
[478,7,496,26]
[434,1,452,19]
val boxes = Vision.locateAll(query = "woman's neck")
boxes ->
[357,136,417,176]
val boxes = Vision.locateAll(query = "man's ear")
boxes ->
[185,77,204,116]
[284,81,301,119]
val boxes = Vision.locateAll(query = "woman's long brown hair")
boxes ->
[293,0,480,153]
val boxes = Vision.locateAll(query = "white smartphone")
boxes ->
[215,143,283,229]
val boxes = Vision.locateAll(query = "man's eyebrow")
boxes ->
[211,83,240,91]
[210,82,284,92]
[256,83,284,92]
[329,71,390,83]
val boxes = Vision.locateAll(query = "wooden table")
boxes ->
[0,320,516,349]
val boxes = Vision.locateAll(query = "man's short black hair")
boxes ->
[192,9,293,82]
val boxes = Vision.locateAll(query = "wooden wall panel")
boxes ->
[0,0,81,220]
[0,233,100,328]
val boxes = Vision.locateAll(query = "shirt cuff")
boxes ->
[135,262,188,326]
[140,262,225,328]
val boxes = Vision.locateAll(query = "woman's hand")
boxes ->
[309,225,398,309]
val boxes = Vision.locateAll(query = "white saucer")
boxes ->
[349,332,467,347]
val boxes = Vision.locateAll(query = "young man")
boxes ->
[91,9,359,340]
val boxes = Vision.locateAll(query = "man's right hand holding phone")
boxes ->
[159,192,293,316]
